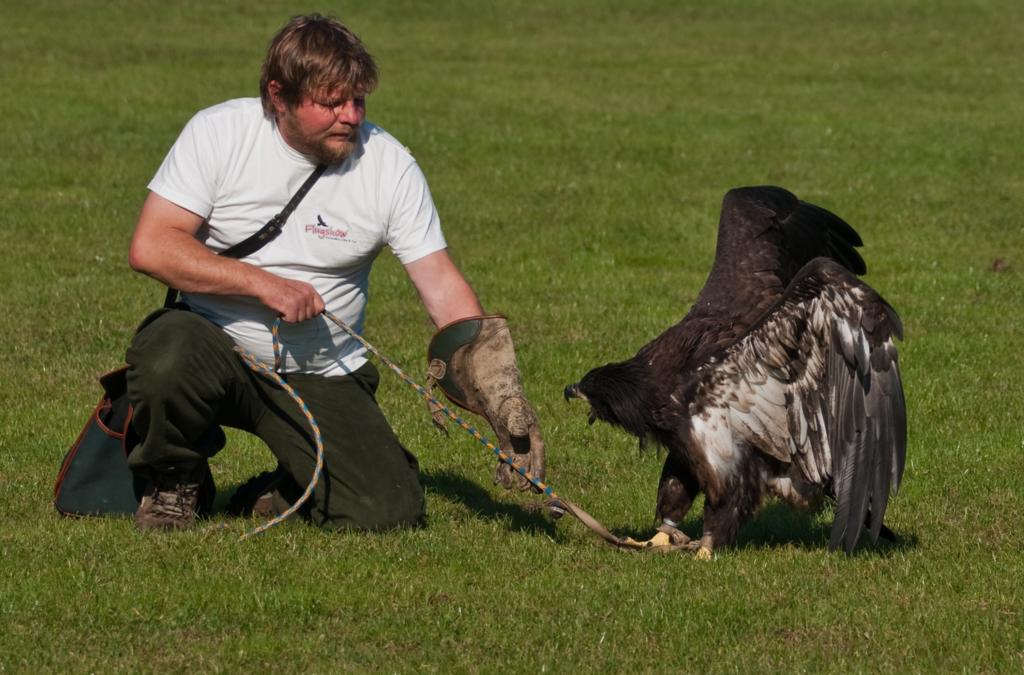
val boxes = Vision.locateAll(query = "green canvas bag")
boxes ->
[53,365,216,517]
[53,368,146,516]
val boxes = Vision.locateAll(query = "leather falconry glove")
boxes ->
[425,315,546,491]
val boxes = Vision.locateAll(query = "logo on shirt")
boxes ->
[305,215,349,241]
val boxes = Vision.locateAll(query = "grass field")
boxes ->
[1,0,1022,671]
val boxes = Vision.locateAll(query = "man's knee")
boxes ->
[257,473,424,532]
[316,476,426,532]
[320,506,425,533]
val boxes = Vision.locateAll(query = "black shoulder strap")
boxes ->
[218,164,327,260]
[163,164,327,308]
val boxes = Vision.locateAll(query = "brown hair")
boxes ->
[259,14,379,115]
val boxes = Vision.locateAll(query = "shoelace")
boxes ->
[152,482,197,519]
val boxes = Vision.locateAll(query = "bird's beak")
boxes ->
[565,384,596,424]
[564,383,585,402]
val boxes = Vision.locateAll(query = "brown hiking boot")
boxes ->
[134,471,203,531]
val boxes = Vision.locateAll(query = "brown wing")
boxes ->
[700,185,866,311]
[669,257,905,554]
[637,186,867,375]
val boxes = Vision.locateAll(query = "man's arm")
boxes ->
[406,249,546,489]
[403,249,484,327]
[128,191,324,322]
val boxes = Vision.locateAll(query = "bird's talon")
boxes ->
[619,530,688,551]
[695,546,713,561]
[645,531,672,548]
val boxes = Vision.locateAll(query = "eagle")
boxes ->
[564,186,906,558]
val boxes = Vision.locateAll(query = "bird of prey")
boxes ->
[565,186,906,558]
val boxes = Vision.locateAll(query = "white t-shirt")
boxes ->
[148,98,447,376]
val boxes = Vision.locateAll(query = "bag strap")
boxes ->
[163,164,328,308]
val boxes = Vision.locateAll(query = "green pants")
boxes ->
[125,309,425,531]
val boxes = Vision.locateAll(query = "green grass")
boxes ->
[2,0,1023,671]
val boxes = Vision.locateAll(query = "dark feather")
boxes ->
[567,186,906,555]
[574,359,655,441]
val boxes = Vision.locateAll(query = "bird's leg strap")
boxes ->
[655,520,692,546]
[619,519,700,552]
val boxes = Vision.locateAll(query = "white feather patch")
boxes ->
[691,407,739,479]
[816,407,832,476]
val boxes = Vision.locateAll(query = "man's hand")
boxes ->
[488,393,547,491]
[254,274,325,323]
[427,315,546,491]
[129,192,324,323]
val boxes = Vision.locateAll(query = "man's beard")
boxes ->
[279,115,360,165]
[308,130,360,164]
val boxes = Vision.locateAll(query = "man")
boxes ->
[126,14,544,531]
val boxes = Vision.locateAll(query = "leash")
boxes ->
[228,311,651,550]
[318,310,645,550]
[206,320,326,541]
